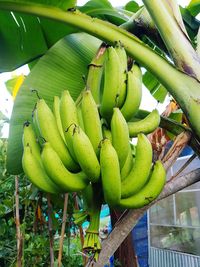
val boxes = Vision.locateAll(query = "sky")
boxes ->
[0,0,192,137]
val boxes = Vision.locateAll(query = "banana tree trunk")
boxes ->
[0,2,200,139]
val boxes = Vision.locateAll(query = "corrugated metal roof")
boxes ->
[149,247,200,267]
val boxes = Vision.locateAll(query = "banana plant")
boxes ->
[0,0,200,150]
[0,0,200,265]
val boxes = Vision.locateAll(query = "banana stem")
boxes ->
[86,208,100,235]
[0,2,200,139]
[82,184,102,259]
[83,204,101,261]
[121,7,168,55]
[142,0,200,80]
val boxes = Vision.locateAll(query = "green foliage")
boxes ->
[0,138,17,266]
[0,0,130,72]
[181,7,200,45]
[0,138,83,266]
[0,0,78,72]
[143,71,168,103]
[79,0,130,25]
[0,0,77,10]
[125,1,140,13]
[187,0,200,16]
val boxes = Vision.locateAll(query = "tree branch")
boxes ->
[162,131,191,171]
[93,168,200,266]
[47,194,54,267]
[58,193,68,267]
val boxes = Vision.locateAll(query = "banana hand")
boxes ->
[111,108,130,169]
[41,142,89,192]
[22,121,41,163]
[22,145,61,194]
[36,98,79,172]
[60,90,79,161]
[119,161,166,209]
[121,133,152,198]
[121,64,142,121]
[115,44,127,107]
[72,125,101,183]
[128,109,160,137]
[81,89,103,156]
[100,47,121,122]
[53,96,66,142]
[100,138,121,207]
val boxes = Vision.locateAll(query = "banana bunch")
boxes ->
[22,43,166,260]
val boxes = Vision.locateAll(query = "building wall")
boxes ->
[149,155,200,266]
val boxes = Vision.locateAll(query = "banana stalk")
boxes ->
[82,184,102,261]
[121,7,168,55]
[143,0,200,80]
[1,3,200,140]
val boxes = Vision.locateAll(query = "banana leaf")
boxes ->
[125,1,140,13]
[6,32,101,174]
[143,71,168,103]
[0,0,77,72]
[79,0,131,25]
[187,0,200,16]
[0,10,79,72]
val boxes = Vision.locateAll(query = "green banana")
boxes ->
[60,90,79,161]
[128,109,160,137]
[121,64,142,121]
[81,89,103,156]
[102,123,112,143]
[120,146,134,181]
[86,44,106,105]
[72,125,101,183]
[41,142,89,192]
[119,160,166,209]
[115,44,128,107]
[53,96,66,142]
[35,98,79,172]
[32,109,43,146]
[100,46,121,122]
[76,102,85,131]
[100,138,121,207]
[22,145,61,194]
[121,133,152,198]
[111,108,130,169]
[22,121,41,163]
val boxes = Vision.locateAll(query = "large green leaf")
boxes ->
[7,32,101,174]
[0,0,76,10]
[79,0,130,25]
[125,1,140,13]
[0,11,47,72]
[187,0,200,16]
[143,71,168,103]
[0,11,78,72]
[0,0,78,72]
[0,0,129,72]
[181,7,200,44]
